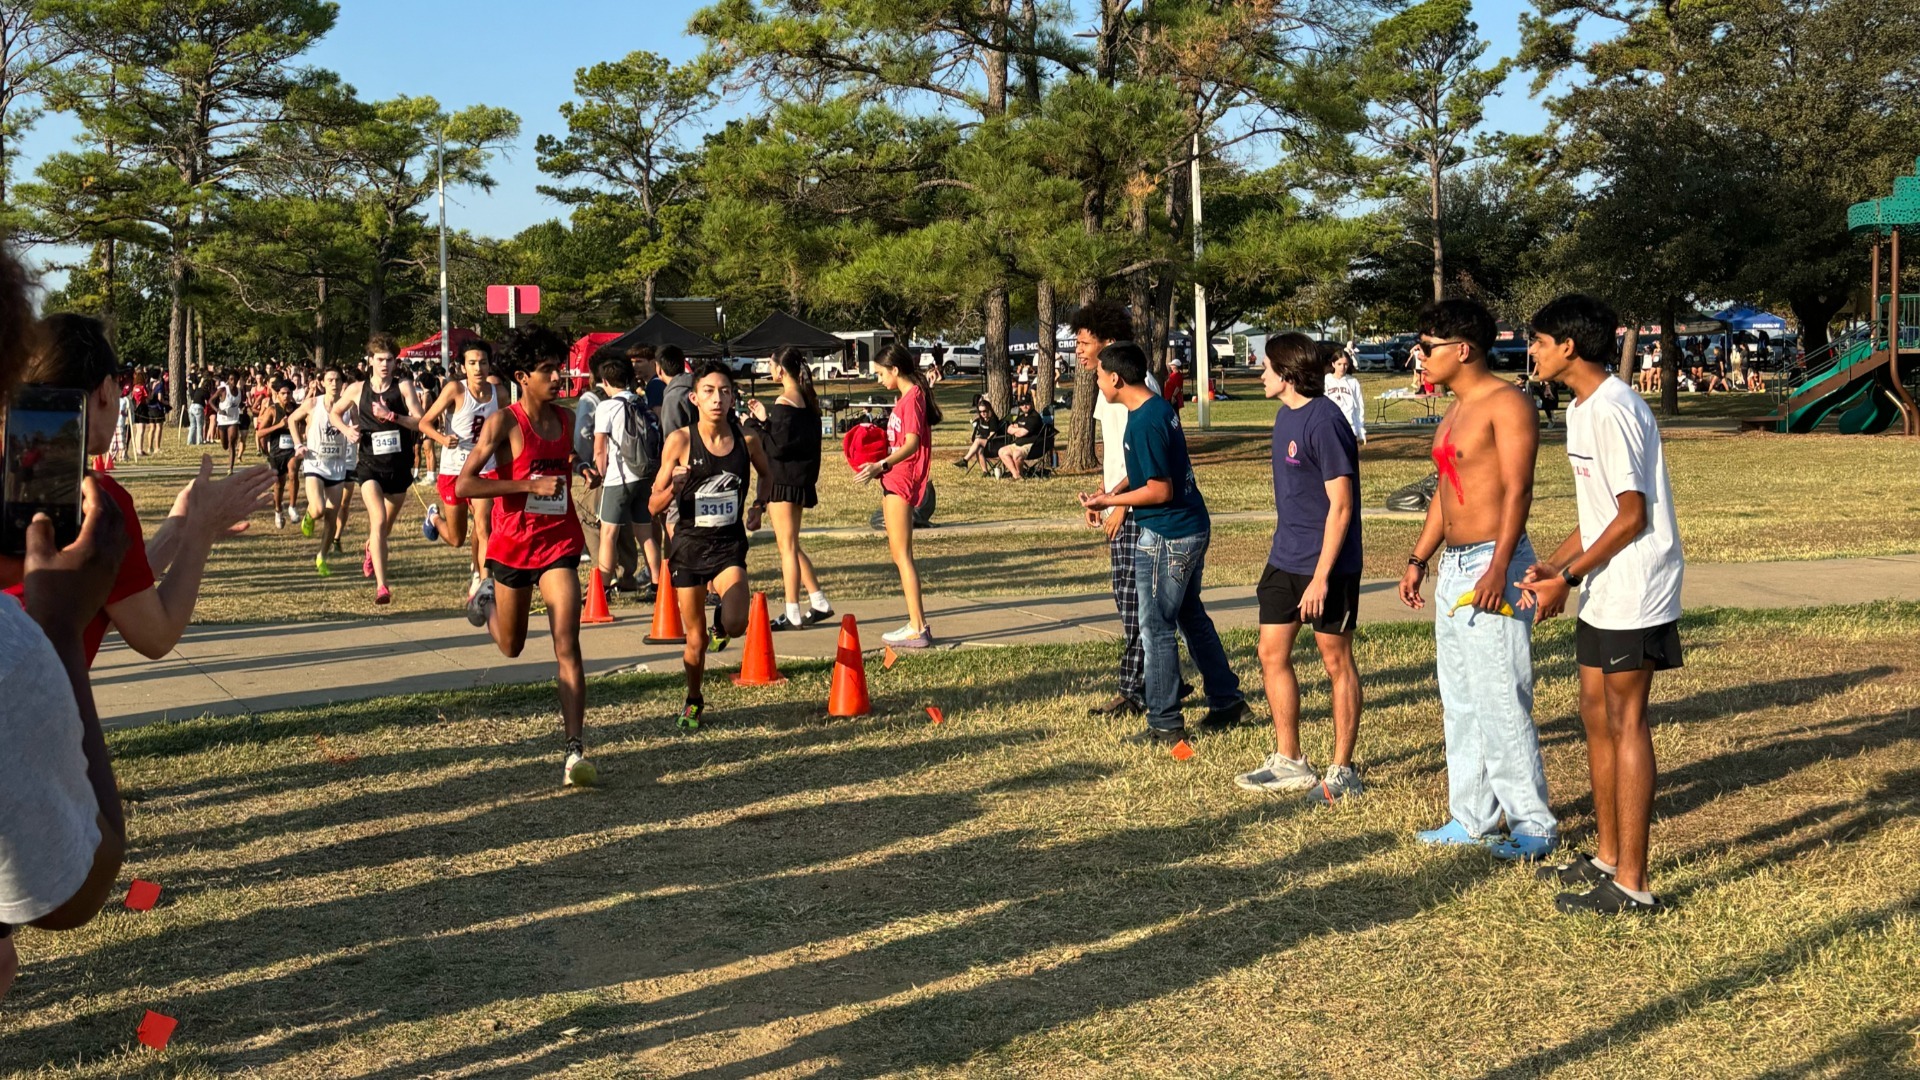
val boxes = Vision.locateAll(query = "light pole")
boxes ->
[436,130,451,375]
[1191,131,1211,430]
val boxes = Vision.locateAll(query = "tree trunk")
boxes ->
[1789,291,1845,359]
[1067,280,1100,472]
[1659,298,1680,418]
[368,267,386,336]
[103,239,117,327]
[644,273,656,317]
[314,273,330,367]
[1619,325,1639,378]
[1430,157,1445,302]
[1035,278,1057,408]
[167,248,187,421]
[983,288,1012,415]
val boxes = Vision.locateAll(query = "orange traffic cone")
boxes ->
[733,592,787,686]
[643,568,686,644]
[827,615,871,717]
[582,567,615,624]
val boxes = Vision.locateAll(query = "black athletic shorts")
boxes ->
[268,450,295,478]
[1257,564,1360,634]
[1576,618,1683,674]
[486,555,581,591]
[354,458,413,496]
[670,537,749,589]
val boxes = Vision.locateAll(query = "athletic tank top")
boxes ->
[359,379,414,460]
[486,403,585,571]
[439,382,500,476]
[677,418,750,548]
[304,396,348,469]
[216,384,243,424]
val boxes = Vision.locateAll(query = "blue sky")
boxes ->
[15,0,1552,280]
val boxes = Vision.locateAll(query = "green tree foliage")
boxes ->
[536,50,715,316]
[1359,0,1510,303]
[35,0,338,411]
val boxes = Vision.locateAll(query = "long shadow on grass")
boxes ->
[1472,884,1920,1080]
[343,823,1495,1079]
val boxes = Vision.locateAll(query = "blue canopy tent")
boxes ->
[1711,305,1789,333]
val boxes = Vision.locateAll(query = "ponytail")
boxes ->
[875,343,942,425]
[772,345,819,413]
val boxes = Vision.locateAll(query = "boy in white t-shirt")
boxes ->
[1517,293,1684,916]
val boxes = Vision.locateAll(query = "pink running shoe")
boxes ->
[375,585,392,606]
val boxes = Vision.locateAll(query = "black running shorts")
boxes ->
[1257,564,1361,634]
[1575,618,1683,673]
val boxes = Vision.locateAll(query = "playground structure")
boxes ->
[1773,157,1920,434]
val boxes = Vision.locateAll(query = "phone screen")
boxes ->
[3,390,87,555]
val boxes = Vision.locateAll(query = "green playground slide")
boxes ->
[1778,339,1900,433]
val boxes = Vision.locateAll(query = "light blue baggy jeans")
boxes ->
[187,403,205,445]
[1433,537,1557,840]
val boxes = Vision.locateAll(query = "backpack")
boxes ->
[615,393,663,481]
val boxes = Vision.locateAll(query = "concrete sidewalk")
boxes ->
[91,553,1920,729]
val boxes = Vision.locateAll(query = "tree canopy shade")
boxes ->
[728,311,843,357]
[600,312,723,358]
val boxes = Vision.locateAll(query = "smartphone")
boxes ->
[2,387,88,556]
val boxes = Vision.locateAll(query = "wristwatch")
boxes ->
[1560,568,1583,588]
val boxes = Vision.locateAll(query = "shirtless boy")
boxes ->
[1397,299,1558,859]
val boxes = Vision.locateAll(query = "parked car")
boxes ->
[935,347,985,377]
[1488,341,1529,370]
[1352,343,1395,371]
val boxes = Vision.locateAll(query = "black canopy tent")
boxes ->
[728,311,843,357]
[598,313,725,359]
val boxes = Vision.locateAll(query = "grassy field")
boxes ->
[4,603,1916,1077]
[103,374,1916,623]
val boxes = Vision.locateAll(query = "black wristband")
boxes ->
[1408,554,1429,570]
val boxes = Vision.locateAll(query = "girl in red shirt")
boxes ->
[456,327,595,788]
[854,344,939,648]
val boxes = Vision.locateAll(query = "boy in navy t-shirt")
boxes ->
[1234,333,1366,804]
[1081,341,1246,745]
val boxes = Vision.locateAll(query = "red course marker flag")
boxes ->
[125,879,162,911]
[1170,740,1195,761]
[136,1010,177,1049]
[884,646,898,670]
[926,706,944,725]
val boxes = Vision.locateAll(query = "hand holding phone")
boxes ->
[3,387,88,557]
[23,476,127,640]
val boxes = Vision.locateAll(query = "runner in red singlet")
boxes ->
[457,326,596,788]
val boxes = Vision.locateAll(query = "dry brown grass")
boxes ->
[4,605,1916,1077]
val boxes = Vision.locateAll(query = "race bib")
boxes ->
[441,446,468,474]
[694,490,740,529]
[526,480,568,516]
[370,429,402,456]
[276,434,294,451]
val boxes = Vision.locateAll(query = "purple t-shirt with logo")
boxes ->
[1269,395,1362,575]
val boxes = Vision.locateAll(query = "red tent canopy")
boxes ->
[399,327,485,361]
[569,333,623,374]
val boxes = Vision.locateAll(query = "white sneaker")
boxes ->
[273,509,286,529]
[1234,752,1320,793]
[881,624,932,649]
[466,571,485,602]
[564,750,598,787]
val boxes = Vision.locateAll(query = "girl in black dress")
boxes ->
[954,395,1001,470]
[746,346,834,630]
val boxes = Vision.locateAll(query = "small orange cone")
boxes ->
[827,615,871,717]
[643,565,685,644]
[926,706,944,725]
[582,567,616,624]
[1170,740,1194,761]
[733,592,787,686]
[884,645,897,670]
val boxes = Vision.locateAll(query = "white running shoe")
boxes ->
[564,750,598,787]
[273,508,286,529]
[466,571,485,602]
[1234,752,1321,793]
[465,578,495,628]
[881,624,933,649]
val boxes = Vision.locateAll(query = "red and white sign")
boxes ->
[485,285,541,316]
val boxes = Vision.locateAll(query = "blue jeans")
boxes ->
[1134,526,1243,731]
[1434,537,1557,839]
[187,404,204,445]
